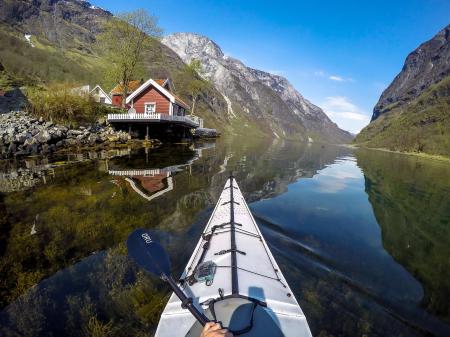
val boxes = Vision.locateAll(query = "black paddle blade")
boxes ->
[127,228,171,277]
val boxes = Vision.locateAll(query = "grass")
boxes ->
[0,26,106,86]
[353,146,450,163]
[355,75,450,157]
[26,83,117,126]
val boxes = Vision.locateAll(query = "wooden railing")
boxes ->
[107,113,202,128]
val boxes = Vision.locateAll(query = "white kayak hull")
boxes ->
[155,177,312,337]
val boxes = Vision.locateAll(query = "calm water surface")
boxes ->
[0,138,449,337]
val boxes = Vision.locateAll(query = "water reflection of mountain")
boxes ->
[356,149,450,323]
[219,139,354,203]
[0,139,357,337]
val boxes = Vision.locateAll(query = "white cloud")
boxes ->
[329,75,344,82]
[338,112,369,121]
[329,75,354,82]
[314,70,325,77]
[315,71,354,82]
[321,96,371,134]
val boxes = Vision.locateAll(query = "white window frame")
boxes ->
[144,102,156,115]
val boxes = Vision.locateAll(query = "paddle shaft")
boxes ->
[163,274,210,326]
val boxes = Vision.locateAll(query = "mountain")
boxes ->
[0,0,229,129]
[0,0,351,142]
[162,33,352,143]
[356,24,450,156]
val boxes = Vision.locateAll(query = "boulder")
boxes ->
[68,130,83,137]
[87,133,100,145]
[35,130,51,143]
[23,137,37,146]
[14,133,28,144]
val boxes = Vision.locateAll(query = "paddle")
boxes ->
[126,228,210,326]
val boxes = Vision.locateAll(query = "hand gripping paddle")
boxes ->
[127,228,210,326]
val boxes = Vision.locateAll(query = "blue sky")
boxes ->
[91,0,450,134]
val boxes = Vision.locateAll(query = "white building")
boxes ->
[89,85,112,104]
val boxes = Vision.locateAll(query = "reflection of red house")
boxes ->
[121,172,174,201]
[132,173,168,194]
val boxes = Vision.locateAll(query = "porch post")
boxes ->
[128,125,132,139]
[146,124,149,141]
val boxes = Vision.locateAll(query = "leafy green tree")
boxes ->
[98,9,162,107]
[185,59,207,115]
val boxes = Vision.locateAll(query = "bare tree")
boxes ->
[99,9,162,107]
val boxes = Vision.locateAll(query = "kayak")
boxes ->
[155,176,313,337]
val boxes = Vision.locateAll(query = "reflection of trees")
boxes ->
[1,246,169,337]
[355,149,450,323]
[0,138,353,336]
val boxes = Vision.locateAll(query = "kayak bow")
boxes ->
[155,176,312,337]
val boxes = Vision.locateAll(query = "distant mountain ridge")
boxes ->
[162,33,352,143]
[356,24,450,157]
[372,24,450,120]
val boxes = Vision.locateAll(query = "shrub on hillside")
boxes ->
[27,83,116,126]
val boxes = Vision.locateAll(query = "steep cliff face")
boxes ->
[162,33,352,143]
[356,24,450,157]
[372,24,450,120]
[247,67,353,142]
[0,0,111,50]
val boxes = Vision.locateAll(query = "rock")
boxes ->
[194,128,220,138]
[41,144,49,154]
[23,137,37,146]
[0,111,137,158]
[7,142,17,155]
[65,138,78,147]
[35,130,51,143]
[87,133,100,145]
[14,150,30,157]
[28,143,39,154]
[68,130,83,137]
[14,133,28,144]
[7,127,16,135]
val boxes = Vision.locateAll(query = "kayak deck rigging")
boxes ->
[155,176,312,337]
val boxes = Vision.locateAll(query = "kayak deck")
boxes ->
[155,177,312,337]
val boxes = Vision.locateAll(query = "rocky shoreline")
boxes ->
[0,111,133,159]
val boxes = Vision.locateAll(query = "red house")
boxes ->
[110,79,144,107]
[125,78,189,116]
[107,78,202,135]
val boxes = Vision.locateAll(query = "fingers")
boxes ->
[201,322,233,337]
[203,322,217,331]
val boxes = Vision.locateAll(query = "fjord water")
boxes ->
[0,139,449,337]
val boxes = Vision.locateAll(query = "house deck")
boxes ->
[107,113,203,129]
